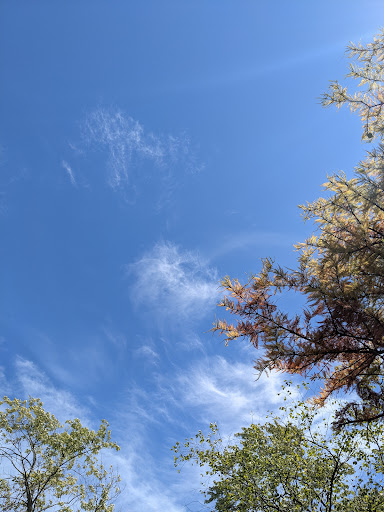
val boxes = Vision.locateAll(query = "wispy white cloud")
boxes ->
[134,344,160,363]
[61,160,77,187]
[127,241,219,323]
[102,324,127,350]
[211,229,300,260]
[103,449,185,512]
[13,357,88,423]
[163,355,298,436]
[82,109,158,190]
[68,107,203,207]
[115,352,299,441]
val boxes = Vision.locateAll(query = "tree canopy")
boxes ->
[214,29,384,428]
[0,396,120,512]
[173,402,384,512]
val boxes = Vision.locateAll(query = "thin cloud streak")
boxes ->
[211,229,299,259]
[158,33,372,94]
[61,160,77,187]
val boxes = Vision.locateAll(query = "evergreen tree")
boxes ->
[214,30,384,428]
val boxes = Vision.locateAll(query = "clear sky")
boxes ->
[1,2,384,510]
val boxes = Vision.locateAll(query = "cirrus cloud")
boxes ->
[65,108,204,210]
[127,241,219,323]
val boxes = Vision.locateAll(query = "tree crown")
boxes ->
[173,401,384,511]
[214,29,384,428]
[0,396,120,512]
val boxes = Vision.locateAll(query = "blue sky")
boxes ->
[1,2,384,510]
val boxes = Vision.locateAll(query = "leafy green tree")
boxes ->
[173,402,384,511]
[214,29,384,428]
[0,396,120,512]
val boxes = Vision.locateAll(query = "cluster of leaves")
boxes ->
[173,401,384,512]
[0,397,120,512]
[214,28,384,429]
